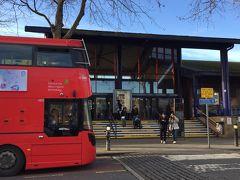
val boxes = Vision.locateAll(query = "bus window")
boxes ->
[44,100,80,136]
[0,44,32,65]
[37,48,72,67]
[80,99,93,131]
[71,48,90,67]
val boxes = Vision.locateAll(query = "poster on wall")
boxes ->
[226,117,232,125]
[0,69,28,91]
[113,89,132,113]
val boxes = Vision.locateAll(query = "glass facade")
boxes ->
[91,80,115,93]
[89,46,179,120]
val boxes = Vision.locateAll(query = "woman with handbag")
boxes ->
[169,112,179,144]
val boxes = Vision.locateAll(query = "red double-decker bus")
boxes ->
[0,36,96,176]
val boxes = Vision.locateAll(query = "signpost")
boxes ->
[200,88,214,149]
[199,98,215,105]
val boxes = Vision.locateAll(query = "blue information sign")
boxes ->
[199,98,215,105]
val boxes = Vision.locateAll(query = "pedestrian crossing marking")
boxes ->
[188,163,240,173]
[162,153,240,161]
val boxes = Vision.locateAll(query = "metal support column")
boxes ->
[149,81,154,119]
[176,48,182,98]
[220,49,231,116]
[193,75,199,117]
[115,45,122,89]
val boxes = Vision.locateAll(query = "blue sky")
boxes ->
[0,0,239,61]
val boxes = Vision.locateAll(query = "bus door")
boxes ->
[31,100,82,167]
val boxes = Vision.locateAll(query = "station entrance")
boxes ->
[90,95,184,121]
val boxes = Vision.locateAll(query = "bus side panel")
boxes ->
[81,131,96,165]
[0,98,44,133]
[0,67,92,99]
[0,133,83,170]
[30,133,82,169]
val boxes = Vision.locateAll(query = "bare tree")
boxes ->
[184,0,240,22]
[1,0,163,39]
[0,0,14,27]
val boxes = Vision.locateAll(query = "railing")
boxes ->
[196,108,218,135]
[203,106,240,116]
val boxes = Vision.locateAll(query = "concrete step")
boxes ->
[184,118,216,138]
[93,119,216,139]
[93,120,162,139]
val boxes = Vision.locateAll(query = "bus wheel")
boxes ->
[0,145,25,177]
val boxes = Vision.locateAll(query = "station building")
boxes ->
[25,26,240,137]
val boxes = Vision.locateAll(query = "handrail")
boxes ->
[196,108,218,134]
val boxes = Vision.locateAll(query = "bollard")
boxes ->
[233,124,239,147]
[106,125,111,151]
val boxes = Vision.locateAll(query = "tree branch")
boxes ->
[19,0,53,27]
[63,0,87,39]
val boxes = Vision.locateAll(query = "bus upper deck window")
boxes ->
[37,48,72,67]
[0,44,32,66]
[71,49,90,67]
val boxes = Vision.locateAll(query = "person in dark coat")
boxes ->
[159,112,168,144]
[132,105,141,128]
[121,106,127,127]
[116,100,123,120]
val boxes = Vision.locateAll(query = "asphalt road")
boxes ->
[1,157,136,180]
[2,152,240,180]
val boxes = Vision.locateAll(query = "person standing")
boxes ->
[116,100,123,120]
[159,113,168,144]
[169,112,179,144]
[121,107,127,127]
[132,105,141,128]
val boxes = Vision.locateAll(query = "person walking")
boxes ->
[169,112,179,144]
[159,112,168,144]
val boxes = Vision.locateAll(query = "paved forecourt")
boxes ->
[114,153,240,180]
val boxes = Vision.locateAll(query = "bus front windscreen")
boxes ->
[44,99,92,137]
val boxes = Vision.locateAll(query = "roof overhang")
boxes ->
[25,26,240,50]
[24,26,240,77]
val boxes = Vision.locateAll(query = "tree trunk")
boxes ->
[52,0,64,38]
[52,26,62,39]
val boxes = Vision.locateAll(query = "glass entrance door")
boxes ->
[95,97,113,120]
[96,97,107,120]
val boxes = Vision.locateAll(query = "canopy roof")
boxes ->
[25,26,240,50]
[25,26,240,78]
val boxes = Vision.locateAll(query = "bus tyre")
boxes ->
[0,145,25,177]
